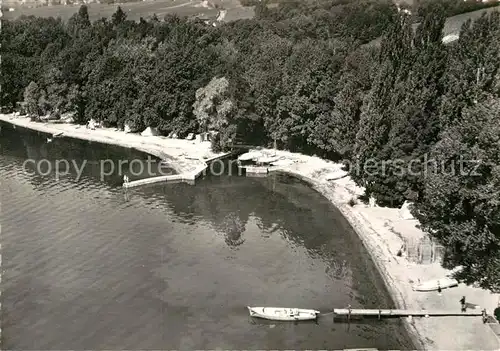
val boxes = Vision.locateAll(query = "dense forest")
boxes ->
[1,0,499,291]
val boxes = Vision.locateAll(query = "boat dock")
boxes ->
[123,174,196,188]
[241,165,269,175]
[122,164,206,188]
[333,308,484,319]
[0,114,235,189]
[123,154,232,188]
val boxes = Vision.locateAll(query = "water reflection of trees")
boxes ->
[139,177,253,248]
[248,175,358,284]
[219,212,246,247]
[141,174,348,255]
[255,175,334,254]
[194,179,249,248]
[254,217,280,235]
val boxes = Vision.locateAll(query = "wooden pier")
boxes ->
[123,153,232,188]
[333,308,484,318]
[123,174,194,188]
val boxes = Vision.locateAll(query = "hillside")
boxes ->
[2,0,254,22]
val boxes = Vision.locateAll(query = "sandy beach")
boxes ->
[262,149,500,350]
[0,114,228,175]
[1,113,499,349]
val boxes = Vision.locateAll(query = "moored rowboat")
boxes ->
[247,306,320,321]
[413,277,459,292]
[238,151,263,162]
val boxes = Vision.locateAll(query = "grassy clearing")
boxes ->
[441,5,500,35]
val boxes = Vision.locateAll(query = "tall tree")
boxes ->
[439,11,500,127]
[112,6,127,27]
[1,17,67,109]
[351,10,412,195]
[193,77,234,130]
[352,6,447,206]
[23,81,42,117]
[318,47,375,159]
[413,98,500,291]
[380,3,447,204]
[67,5,91,36]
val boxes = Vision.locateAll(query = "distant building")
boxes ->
[190,10,226,27]
[190,13,215,26]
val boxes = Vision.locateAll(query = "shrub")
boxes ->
[348,197,357,207]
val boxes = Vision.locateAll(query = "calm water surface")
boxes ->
[0,123,414,350]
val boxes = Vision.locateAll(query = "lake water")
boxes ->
[0,122,414,350]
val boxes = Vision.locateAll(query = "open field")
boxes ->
[4,0,498,35]
[364,4,500,47]
[2,0,254,22]
[440,5,500,36]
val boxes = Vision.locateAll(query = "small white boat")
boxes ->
[238,151,262,162]
[413,277,459,292]
[324,170,348,180]
[247,306,320,321]
[256,155,280,164]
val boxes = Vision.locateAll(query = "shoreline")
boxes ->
[0,114,229,178]
[2,113,499,349]
[274,169,425,350]
[265,150,500,350]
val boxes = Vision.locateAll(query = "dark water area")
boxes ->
[0,123,415,350]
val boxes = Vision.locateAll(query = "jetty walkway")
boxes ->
[123,153,232,188]
[332,308,484,319]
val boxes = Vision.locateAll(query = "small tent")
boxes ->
[197,132,211,142]
[87,119,97,130]
[61,112,75,123]
[400,201,415,220]
[141,127,159,137]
